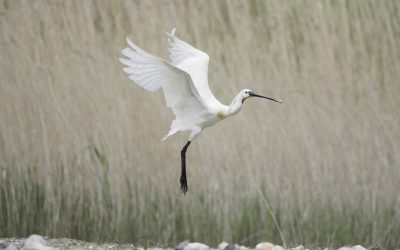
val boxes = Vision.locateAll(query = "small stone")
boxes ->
[289,246,305,250]
[338,247,353,250]
[24,235,56,250]
[224,244,235,250]
[6,243,19,250]
[229,244,249,250]
[176,241,190,250]
[25,235,46,245]
[236,245,249,250]
[218,242,229,250]
[255,242,274,250]
[0,241,19,250]
[0,241,7,248]
[183,243,210,250]
[352,246,366,250]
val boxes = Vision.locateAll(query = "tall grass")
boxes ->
[1,0,400,248]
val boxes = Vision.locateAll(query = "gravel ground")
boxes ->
[0,235,374,250]
[0,236,137,250]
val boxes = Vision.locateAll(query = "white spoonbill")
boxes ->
[119,28,282,194]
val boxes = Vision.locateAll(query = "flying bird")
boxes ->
[119,28,282,194]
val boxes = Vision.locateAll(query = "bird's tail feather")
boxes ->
[161,119,180,141]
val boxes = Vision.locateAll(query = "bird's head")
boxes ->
[240,89,282,104]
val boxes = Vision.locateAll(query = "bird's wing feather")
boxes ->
[119,38,210,140]
[165,28,225,110]
[165,28,208,66]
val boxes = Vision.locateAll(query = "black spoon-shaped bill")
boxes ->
[249,91,282,103]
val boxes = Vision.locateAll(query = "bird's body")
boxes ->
[120,28,281,194]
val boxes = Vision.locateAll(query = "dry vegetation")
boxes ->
[0,0,399,249]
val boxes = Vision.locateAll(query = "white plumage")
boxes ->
[119,28,281,194]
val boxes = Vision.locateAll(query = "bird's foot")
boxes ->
[180,176,188,195]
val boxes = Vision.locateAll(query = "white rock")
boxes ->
[183,243,210,250]
[0,241,19,250]
[23,235,56,250]
[236,245,249,250]
[271,246,284,250]
[337,247,353,250]
[222,244,234,250]
[6,243,19,250]
[255,242,274,250]
[352,246,366,250]
[0,241,7,249]
[176,241,190,250]
[218,242,229,250]
[289,246,305,250]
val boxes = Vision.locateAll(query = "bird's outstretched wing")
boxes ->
[165,28,225,111]
[119,38,210,140]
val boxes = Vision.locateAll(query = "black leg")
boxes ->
[180,141,191,194]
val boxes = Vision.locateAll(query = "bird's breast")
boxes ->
[217,112,226,119]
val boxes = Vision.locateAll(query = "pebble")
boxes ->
[289,245,306,250]
[176,241,190,250]
[7,243,19,250]
[223,244,234,250]
[183,243,210,250]
[338,246,367,250]
[352,246,366,250]
[226,244,249,250]
[255,242,274,250]
[217,242,229,250]
[24,235,57,250]
[338,245,367,250]
[0,241,19,250]
[0,241,6,248]
[236,244,249,250]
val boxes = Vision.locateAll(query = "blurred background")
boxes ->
[1,0,400,248]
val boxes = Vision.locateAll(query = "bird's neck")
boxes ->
[226,93,244,117]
